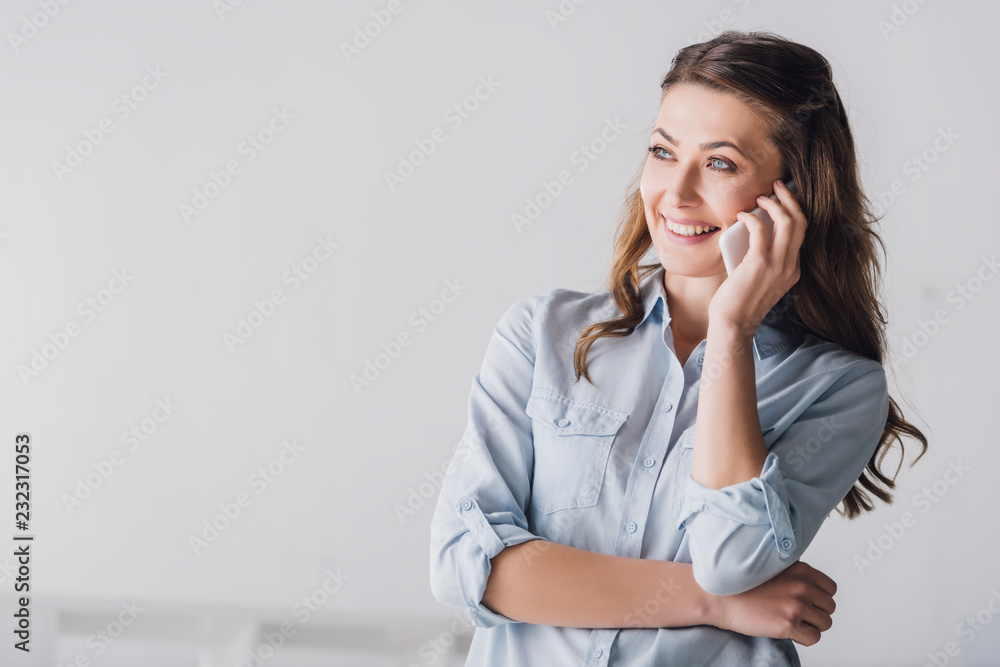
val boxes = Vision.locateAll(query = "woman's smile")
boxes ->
[662,213,722,240]
[662,215,722,243]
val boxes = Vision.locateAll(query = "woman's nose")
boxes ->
[663,170,701,208]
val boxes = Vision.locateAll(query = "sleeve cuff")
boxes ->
[456,496,549,628]
[676,451,797,557]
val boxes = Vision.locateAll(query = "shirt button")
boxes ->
[643,457,655,468]
[460,499,473,511]
[696,355,704,366]
[780,538,793,551]
[625,521,637,534]
[592,647,603,658]
[556,418,570,427]
[661,402,673,413]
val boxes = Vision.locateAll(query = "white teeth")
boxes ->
[664,218,718,236]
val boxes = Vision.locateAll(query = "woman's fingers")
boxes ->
[792,620,824,647]
[737,208,767,262]
[754,180,805,280]
[810,587,837,615]
[812,567,838,598]
[791,603,833,648]
[796,560,838,597]
[801,599,834,631]
[775,179,808,253]
[784,561,838,646]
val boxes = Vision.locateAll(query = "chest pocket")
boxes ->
[672,425,777,521]
[525,388,628,515]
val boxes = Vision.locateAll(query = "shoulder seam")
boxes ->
[494,295,539,367]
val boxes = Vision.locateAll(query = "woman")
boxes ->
[429,30,927,666]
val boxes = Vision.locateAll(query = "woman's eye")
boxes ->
[647,146,735,173]
[647,146,671,161]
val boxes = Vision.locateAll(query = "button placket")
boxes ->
[585,629,618,667]
[613,375,682,559]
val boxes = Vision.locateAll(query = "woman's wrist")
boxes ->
[695,587,724,629]
[653,560,722,629]
[707,311,757,343]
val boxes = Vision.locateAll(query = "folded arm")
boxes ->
[678,358,890,596]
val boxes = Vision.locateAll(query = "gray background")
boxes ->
[1,0,996,665]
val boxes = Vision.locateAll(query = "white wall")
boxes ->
[1,1,996,665]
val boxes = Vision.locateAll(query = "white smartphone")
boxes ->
[719,179,797,275]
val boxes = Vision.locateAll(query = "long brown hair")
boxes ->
[572,29,927,519]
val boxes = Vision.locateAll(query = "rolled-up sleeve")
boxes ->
[677,363,891,596]
[429,296,549,628]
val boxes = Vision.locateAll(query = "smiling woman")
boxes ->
[642,84,785,253]
[430,29,929,666]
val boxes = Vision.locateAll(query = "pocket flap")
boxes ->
[525,389,628,436]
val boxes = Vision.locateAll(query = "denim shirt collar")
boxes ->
[636,264,804,361]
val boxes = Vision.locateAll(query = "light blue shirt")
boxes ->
[429,264,890,666]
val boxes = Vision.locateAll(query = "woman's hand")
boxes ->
[708,179,807,336]
[709,560,837,647]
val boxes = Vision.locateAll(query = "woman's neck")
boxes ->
[662,271,725,344]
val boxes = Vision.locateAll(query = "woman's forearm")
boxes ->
[690,319,768,489]
[480,539,716,629]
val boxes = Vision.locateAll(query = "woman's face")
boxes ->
[640,82,785,277]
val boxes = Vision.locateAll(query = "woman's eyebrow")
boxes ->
[652,128,748,159]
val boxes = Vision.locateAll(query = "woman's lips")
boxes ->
[664,214,709,226]
[662,215,721,244]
